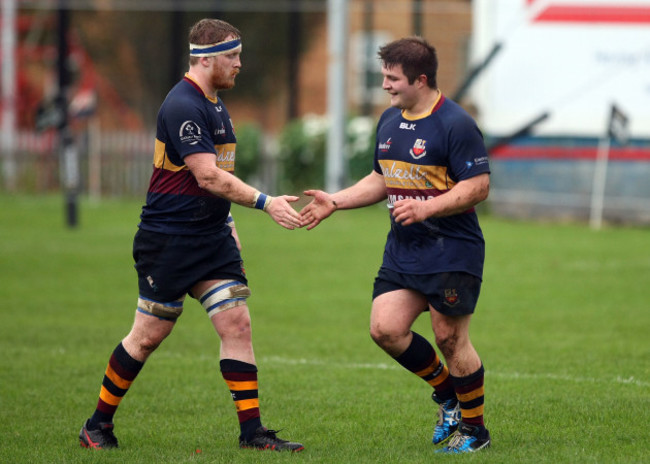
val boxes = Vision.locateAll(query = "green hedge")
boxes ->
[236,115,376,193]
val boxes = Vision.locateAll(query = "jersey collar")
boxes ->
[183,73,218,104]
[402,91,445,121]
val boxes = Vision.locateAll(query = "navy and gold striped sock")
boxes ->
[451,364,485,427]
[88,342,144,429]
[220,359,263,441]
[394,331,455,400]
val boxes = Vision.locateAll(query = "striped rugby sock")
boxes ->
[88,342,144,429]
[394,331,455,400]
[451,364,485,427]
[220,359,263,440]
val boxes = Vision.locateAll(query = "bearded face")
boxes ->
[209,53,240,90]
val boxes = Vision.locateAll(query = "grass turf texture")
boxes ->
[1,193,648,463]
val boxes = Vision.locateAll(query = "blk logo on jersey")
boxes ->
[179,120,202,146]
[399,122,416,130]
[409,139,427,159]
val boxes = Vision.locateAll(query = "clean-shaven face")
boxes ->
[381,63,418,111]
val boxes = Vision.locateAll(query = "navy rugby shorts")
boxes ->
[372,267,482,316]
[133,228,247,303]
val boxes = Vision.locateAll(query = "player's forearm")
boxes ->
[198,172,262,207]
[185,152,269,209]
[193,167,272,212]
[331,172,387,210]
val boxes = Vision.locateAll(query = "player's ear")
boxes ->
[199,56,213,68]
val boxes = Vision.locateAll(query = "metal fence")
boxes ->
[4,129,650,227]
[2,128,154,198]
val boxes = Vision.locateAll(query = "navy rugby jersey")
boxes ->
[139,74,236,235]
[373,93,490,278]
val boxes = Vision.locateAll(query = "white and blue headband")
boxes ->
[189,38,242,57]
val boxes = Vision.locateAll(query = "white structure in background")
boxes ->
[326,0,348,193]
[1,0,17,191]
[471,0,650,139]
[470,0,650,224]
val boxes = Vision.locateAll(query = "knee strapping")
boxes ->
[137,296,185,320]
[199,280,251,318]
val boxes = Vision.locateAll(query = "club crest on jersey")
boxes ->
[443,288,459,307]
[409,139,427,159]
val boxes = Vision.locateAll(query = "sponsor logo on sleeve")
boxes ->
[378,137,392,152]
[214,123,226,136]
[466,156,489,169]
[179,120,202,145]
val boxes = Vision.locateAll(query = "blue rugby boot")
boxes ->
[432,392,461,444]
[437,422,491,453]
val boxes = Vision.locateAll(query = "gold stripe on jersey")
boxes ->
[153,139,236,173]
[215,143,236,173]
[153,139,184,171]
[378,159,454,191]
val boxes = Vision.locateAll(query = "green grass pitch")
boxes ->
[0,194,648,463]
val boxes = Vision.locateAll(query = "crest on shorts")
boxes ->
[444,288,459,306]
[409,139,427,159]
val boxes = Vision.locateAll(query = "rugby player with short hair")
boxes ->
[79,18,304,452]
[300,37,491,453]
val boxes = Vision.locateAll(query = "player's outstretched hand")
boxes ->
[300,190,337,230]
[265,195,302,229]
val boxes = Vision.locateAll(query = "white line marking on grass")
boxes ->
[261,356,650,388]
[262,356,397,370]
[488,371,650,388]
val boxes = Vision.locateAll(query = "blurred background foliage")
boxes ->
[7,2,477,197]
[70,8,325,127]
[240,115,376,193]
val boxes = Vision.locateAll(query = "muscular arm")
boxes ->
[184,152,302,229]
[392,173,490,226]
[185,152,259,205]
